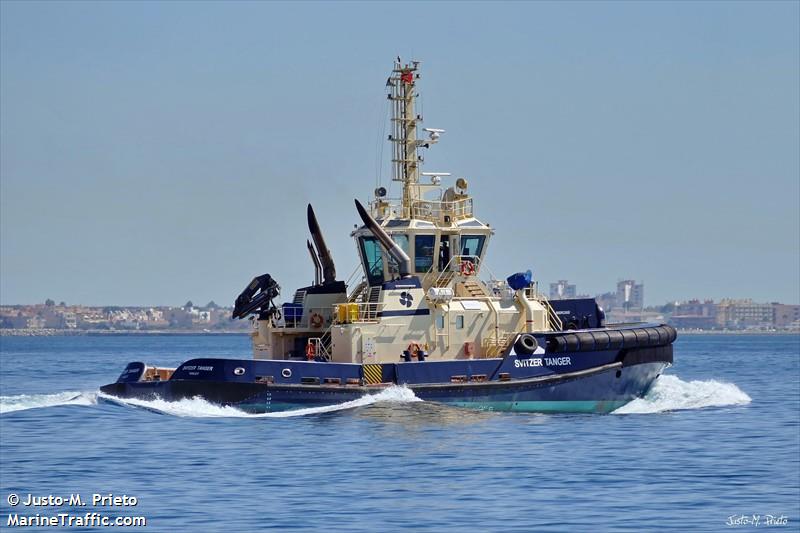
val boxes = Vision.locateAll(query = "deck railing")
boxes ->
[410,197,473,223]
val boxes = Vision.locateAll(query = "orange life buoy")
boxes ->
[460,260,475,276]
[310,312,324,328]
[407,343,421,356]
[306,342,316,360]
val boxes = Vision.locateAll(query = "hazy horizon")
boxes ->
[2,1,799,307]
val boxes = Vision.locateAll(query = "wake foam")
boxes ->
[0,391,98,414]
[613,374,751,414]
[98,385,421,418]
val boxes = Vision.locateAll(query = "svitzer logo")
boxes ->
[399,292,413,307]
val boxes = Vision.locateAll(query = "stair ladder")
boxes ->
[365,286,381,321]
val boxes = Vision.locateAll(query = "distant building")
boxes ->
[161,307,194,328]
[616,280,644,311]
[62,312,77,329]
[549,280,576,300]
[594,292,617,312]
[669,299,718,330]
[772,303,800,329]
[716,299,774,329]
[605,309,664,325]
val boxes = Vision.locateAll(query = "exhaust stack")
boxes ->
[354,199,411,278]
[306,204,337,284]
[306,240,321,285]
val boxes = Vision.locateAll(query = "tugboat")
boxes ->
[101,59,676,413]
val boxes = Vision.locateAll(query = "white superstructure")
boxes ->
[250,59,562,364]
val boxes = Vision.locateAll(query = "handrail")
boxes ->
[345,263,364,289]
[410,197,473,223]
[481,332,514,358]
[368,197,474,222]
[332,302,388,324]
[543,299,563,331]
[422,254,499,294]
[524,287,563,331]
[307,336,330,362]
[280,306,332,330]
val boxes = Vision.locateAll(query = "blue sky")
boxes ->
[1,1,798,306]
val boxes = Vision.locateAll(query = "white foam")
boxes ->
[0,391,98,414]
[613,374,751,414]
[97,385,421,418]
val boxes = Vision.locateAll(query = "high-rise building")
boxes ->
[616,280,644,310]
[549,280,576,300]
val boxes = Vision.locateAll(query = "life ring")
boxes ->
[310,312,324,328]
[460,260,475,276]
[305,342,315,360]
[407,343,421,356]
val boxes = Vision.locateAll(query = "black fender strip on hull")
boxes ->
[545,325,677,354]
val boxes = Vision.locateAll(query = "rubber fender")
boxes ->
[640,328,656,345]
[620,329,637,347]
[563,334,580,352]
[662,325,678,343]
[606,330,624,350]
[546,336,568,353]
[590,330,611,350]
[646,328,661,346]
[645,327,662,346]
[635,328,648,345]
[575,332,596,352]
[514,334,538,355]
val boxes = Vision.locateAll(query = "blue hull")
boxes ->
[100,350,670,414]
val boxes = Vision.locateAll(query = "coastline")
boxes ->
[0,328,250,337]
[1,328,796,338]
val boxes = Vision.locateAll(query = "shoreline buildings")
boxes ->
[1,286,798,333]
[545,279,798,331]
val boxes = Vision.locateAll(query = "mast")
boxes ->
[388,58,421,218]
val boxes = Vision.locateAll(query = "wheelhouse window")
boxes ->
[359,236,384,286]
[387,234,409,276]
[460,235,486,261]
[415,235,436,273]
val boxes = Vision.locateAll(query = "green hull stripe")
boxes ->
[241,399,631,414]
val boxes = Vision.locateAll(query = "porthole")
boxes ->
[234,367,246,376]
[282,368,292,378]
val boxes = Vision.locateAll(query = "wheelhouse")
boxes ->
[352,215,493,287]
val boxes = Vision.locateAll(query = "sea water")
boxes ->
[0,334,797,532]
